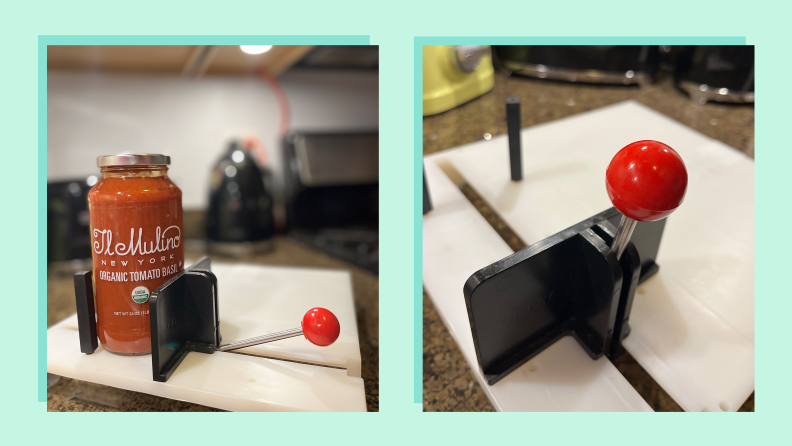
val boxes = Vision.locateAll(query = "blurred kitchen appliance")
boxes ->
[674,46,754,104]
[207,140,275,256]
[495,46,661,85]
[293,46,379,70]
[423,45,495,116]
[283,131,378,273]
[47,178,95,262]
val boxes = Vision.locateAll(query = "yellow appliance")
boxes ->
[423,45,494,116]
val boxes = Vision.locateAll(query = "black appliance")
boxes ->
[494,45,661,85]
[283,131,378,273]
[206,141,275,255]
[674,46,754,104]
[47,178,95,262]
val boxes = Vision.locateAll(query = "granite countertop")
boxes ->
[47,235,379,412]
[422,71,754,412]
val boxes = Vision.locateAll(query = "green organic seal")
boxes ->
[131,285,150,304]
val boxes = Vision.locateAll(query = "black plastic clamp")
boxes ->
[73,257,221,382]
[463,207,666,385]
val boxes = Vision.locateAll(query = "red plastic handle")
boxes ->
[606,140,688,222]
[301,308,340,347]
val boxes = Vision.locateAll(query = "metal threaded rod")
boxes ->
[611,215,638,260]
[216,327,303,352]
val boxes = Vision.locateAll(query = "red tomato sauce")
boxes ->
[88,165,184,355]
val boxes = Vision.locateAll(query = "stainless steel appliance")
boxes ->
[674,46,754,104]
[494,45,661,86]
[283,131,378,272]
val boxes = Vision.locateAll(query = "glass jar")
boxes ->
[87,154,184,355]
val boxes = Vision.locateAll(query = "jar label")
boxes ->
[88,171,184,354]
[131,286,150,304]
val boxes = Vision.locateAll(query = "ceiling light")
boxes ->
[240,45,272,55]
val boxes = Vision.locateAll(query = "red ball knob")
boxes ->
[606,140,688,222]
[301,308,340,347]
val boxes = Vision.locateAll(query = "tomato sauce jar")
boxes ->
[88,154,184,355]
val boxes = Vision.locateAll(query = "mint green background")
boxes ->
[0,0,784,442]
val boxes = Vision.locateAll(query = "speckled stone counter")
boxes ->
[422,71,754,412]
[47,235,379,412]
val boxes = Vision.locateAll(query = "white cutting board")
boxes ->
[210,263,361,378]
[47,263,366,412]
[423,157,653,412]
[428,100,754,412]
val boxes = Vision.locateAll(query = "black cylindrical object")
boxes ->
[506,97,523,181]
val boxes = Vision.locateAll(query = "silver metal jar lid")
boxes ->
[97,154,171,167]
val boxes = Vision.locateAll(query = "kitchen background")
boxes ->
[47,45,378,210]
[46,45,380,411]
[422,45,754,412]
